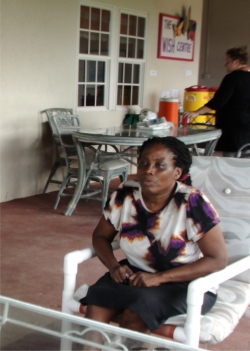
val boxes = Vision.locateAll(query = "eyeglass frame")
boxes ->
[225,59,234,66]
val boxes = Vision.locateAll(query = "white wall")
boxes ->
[0,0,203,202]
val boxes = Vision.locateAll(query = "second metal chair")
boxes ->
[42,108,76,193]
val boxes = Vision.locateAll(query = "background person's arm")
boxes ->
[182,106,212,121]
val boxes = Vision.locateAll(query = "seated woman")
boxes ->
[79,136,227,339]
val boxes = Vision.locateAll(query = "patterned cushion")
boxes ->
[191,157,250,284]
[165,279,250,344]
[163,157,250,344]
[221,217,250,283]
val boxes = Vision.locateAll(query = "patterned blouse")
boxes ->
[104,180,220,273]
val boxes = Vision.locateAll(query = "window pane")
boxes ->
[137,39,144,59]
[120,13,128,35]
[97,62,105,82]
[86,85,95,106]
[101,10,110,32]
[97,85,105,106]
[133,64,140,83]
[78,8,145,108]
[117,86,123,105]
[129,15,136,36]
[119,36,127,57]
[91,8,100,31]
[79,31,89,54]
[137,17,145,37]
[100,33,109,55]
[90,32,99,55]
[124,64,132,83]
[128,38,136,58]
[118,63,123,83]
[78,85,85,106]
[87,61,96,82]
[80,6,89,29]
[79,60,85,82]
[124,86,131,105]
[132,86,139,105]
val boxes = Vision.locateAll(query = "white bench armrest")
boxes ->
[178,255,250,347]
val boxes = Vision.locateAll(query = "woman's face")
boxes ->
[137,143,182,196]
[224,55,238,73]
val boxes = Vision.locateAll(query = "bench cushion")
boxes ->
[164,279,250,344]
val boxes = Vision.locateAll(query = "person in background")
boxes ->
[77,136,227,346]
[183,46,250,156]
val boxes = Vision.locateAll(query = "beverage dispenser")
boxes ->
[158,98,179,126]
[183,85,208,123]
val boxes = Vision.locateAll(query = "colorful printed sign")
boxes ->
[157,12,196,61]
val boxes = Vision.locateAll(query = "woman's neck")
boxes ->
[236,64,250,71]
[141,183,177,212]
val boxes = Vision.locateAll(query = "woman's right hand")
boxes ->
[110,264,133,284]
[182,110,199,120]
[182,106,211,122]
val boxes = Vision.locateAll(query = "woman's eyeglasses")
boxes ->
[225,59,233,66]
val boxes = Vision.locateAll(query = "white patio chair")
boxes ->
[222,142,250,158]
[61,156,250,349]
[236,143,250,158]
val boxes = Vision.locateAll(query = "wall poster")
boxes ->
[157,11,196,61]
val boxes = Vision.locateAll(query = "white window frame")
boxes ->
[116,9,146,111]
[76,2,147,112]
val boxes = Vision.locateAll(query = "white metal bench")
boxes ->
[62,156,250,348]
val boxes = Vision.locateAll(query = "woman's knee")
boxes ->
[85,304,121,323]
[120,308,150,333]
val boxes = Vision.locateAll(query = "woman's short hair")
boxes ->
[226,46,248,65]
[138,136,192,184]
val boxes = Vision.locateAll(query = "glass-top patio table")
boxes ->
[64,124,221,216]
[0,295,206,351]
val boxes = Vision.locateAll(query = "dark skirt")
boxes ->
[80,259,217,332]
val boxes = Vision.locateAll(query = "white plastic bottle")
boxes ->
[178,102,183,126]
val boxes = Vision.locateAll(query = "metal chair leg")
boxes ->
[101,175,111,211]
[54,173,73,209]
[101,167,129,212]
[43,159,65,193]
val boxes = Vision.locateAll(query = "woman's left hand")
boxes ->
[128,271,162,287]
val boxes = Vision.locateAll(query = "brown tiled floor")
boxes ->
[1,182,250,350]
